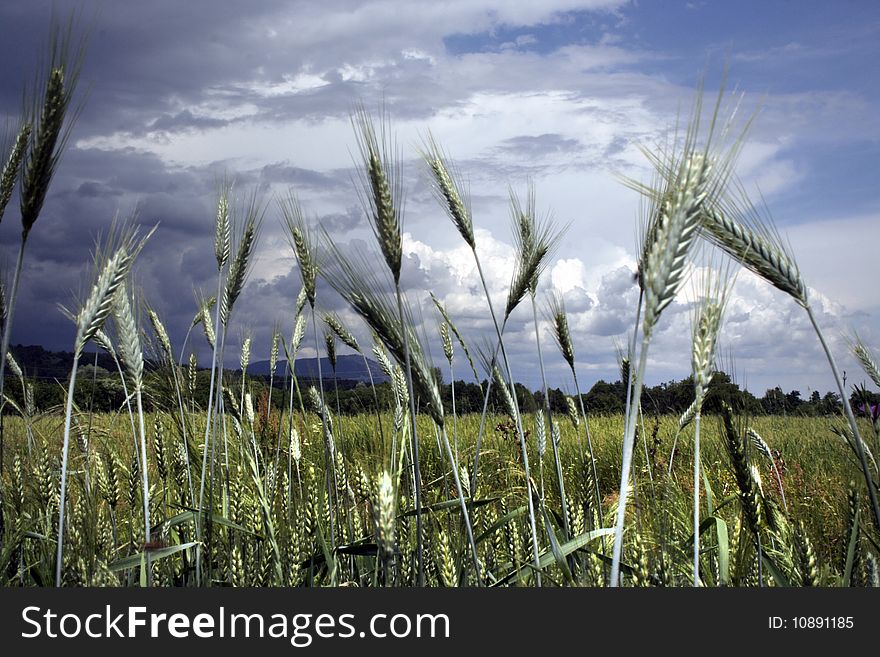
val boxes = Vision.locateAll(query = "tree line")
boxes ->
[6,356,876,420]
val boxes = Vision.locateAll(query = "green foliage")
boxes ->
[0,407,873,587]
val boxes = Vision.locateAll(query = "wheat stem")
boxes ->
[693,411,702,586]
[0,241,26,472]
[55,354,79,586]
[611,332,651,586]
[806,304,880,532]
[474,255,542,586]
[531,295,571,543]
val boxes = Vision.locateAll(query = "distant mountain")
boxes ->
[5,345,389,386]
[247,354,388,383]
[7,344,122,380]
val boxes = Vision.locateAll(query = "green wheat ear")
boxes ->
[220,194,263,328]
[505,185,565,319]
[20,18,87,240]
[351,105,403,283]
[420,131,475,250]
[0,122,31,223]
[281,194,319,307]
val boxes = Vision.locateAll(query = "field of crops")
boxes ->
[0,409,873,587]
[1,18,879,589]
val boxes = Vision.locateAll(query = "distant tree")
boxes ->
[785,389,803,413]
[762,387,786,415]
[514,383,537,414]
[584,379,625,414]
[821,391,842,415]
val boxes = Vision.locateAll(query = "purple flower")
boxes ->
[858,403,879,421]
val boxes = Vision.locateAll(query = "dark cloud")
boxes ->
[76,181,123,198]
[498,133,581,157]
[0,0,875,397]
[256,162,348,191]
[149,110,233,133]
[317,206,363,233]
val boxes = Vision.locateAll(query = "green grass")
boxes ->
[0,409,868,587]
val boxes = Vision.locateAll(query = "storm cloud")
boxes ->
[1,1,878,395]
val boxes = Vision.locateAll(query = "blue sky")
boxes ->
[0,0,878,396]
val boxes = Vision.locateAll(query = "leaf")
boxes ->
[108,542,197,572]
[583,548,636,577]
[712,494,740,514]
[844,504,861,586]
[475,505,527,545]
[301,540,381,567]
[714,517,730,587]
[398,496,498,518]
[498,528,614,585]
[683,516,729,585]
[537,505,574,585]
[703,467,715,517]
[139,553,147,587]
[761,551,792,588]
[155,510,259,538]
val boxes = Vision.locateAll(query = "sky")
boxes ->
[0,0,878,397]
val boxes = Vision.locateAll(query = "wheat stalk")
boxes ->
[281,197,319,309]
[112,282,153,583]
[545,290,603,524]
[352,106,403,283]
[852,336,880,389]
[423,138,545,583]
[704,182,880,532]
[0,122,31,223]
[57,222,151,587]
[420,132,476,250]
[350,107,430,581]
[0,22,86,474]
[430,292,480,385]
[515,185,574,545]
[701,202,807,306]
[687,265,731,586]
[612,83,747,586]
[220,205,260,328]
[20,20,85,239]
[214,179,231,271]
[197,188,261,584]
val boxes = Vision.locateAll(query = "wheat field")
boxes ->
[1,18,879,589]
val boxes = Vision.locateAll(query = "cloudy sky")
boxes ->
[0,0,878,397]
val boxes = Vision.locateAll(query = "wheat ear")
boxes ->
[706,186,880,532]
[420,131,476,249]
[0,122,31,223]
[852,336,880,389]
[352,106,403,283]
[57,223,151,586]
[612,83,747,586]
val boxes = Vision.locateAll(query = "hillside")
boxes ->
[6,344,388,385]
